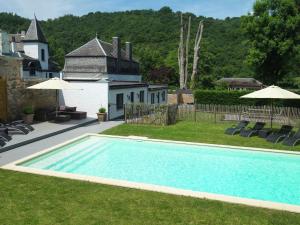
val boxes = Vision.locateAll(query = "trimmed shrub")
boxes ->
[194,90,265,105]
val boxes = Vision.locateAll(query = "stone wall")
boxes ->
[0,56,56,121]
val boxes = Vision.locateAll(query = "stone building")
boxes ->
[0,16,60,79]
[0,55,56,121]
[61,37,168,119]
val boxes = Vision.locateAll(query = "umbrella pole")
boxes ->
[270,99,273,129]
[56,89,58,117]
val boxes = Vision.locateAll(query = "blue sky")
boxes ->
[0,0,256,20]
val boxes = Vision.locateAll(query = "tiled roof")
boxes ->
[23,16,47,43]
[148,84,168,91]
[109,81,147,89]
[217,78,263,87]
[66,38,105,57]
[66,37,133,61]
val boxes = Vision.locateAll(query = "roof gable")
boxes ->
[23,16,47,43]
[66,38,132,61]
[66,38,106,57]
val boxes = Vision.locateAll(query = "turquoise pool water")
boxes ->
[21,136,300,206]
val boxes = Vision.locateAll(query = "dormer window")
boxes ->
[41,49,45,61]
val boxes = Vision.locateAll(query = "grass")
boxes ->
[1,169,300,225]
[103,120,300,151]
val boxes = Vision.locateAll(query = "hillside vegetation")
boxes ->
[0,6,299,87]
[0,8,252,82]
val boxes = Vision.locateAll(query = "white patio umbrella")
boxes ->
[240,85,300,127]
[27,78,82,117]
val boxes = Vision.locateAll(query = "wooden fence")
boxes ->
[125,103,300,126]
[178,104,300,125]
[124,104,178,125]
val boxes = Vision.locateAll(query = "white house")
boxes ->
[60,37,168,119]
[5,16,60,79]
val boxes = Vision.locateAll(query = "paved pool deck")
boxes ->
[1,117,97,152]
[0,121,123,166]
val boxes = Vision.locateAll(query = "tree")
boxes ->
[148,66,177,85]
[0,11,255,85]
[190,20,204,89]
[178,14,204,89]
[242,0,300,85]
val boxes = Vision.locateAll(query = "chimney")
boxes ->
[125,42,132,61]
[11,38,17,53]
[0,30,10,55]
[112,37,121,59]
[21,30,26,38]
[112,37,121,72]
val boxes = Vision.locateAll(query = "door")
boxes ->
[0,77,7,121]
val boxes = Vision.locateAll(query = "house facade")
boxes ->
[60,37,168,119]
[0,16,60,79]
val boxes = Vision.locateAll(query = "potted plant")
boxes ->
[22,106,35,124]
[97,107,107,122]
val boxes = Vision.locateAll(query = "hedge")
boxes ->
[194,90,300,107]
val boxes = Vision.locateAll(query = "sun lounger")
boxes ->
[0,123,29,135]
[225,121,249,135]
[0,128,12,142]
[282,129,300,146]
[10,120,34,131]
[240,122,266,137]
[0,139,6,147]
[266,125,293,143]
[258,129,273,138]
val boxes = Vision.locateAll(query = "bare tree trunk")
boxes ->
[178,14,185,89]
[184,16,191,89]
[190,20,204,89]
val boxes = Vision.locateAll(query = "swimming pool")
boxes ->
[4,134,300,212]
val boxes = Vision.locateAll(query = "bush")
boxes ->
[23,106,34,114]
[194,90,262,105]
[98,107,106,113]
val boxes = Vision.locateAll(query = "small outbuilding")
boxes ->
[216,78,264,90]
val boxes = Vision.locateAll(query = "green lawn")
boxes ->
[1,169,300,225]
[103,120,300,151]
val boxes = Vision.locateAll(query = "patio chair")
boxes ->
[0,139,6,148]
[282,129,300,146]
[225,121,249,135]
[266,125,293,144]
[10,120,34,131]
[258,129,273,138]
[0,128,12,142]
[240,122,266,137]
[0,123,29,135]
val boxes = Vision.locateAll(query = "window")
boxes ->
[157,92,160,104]
[130,92,134,103]
[139,90,144,103]
[29,68,36,76]
[151,93,155,104]
[116,93,124,110]
[162,91,166,101]
[41,49,45,61]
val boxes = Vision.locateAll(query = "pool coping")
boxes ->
[2,133,300,214]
